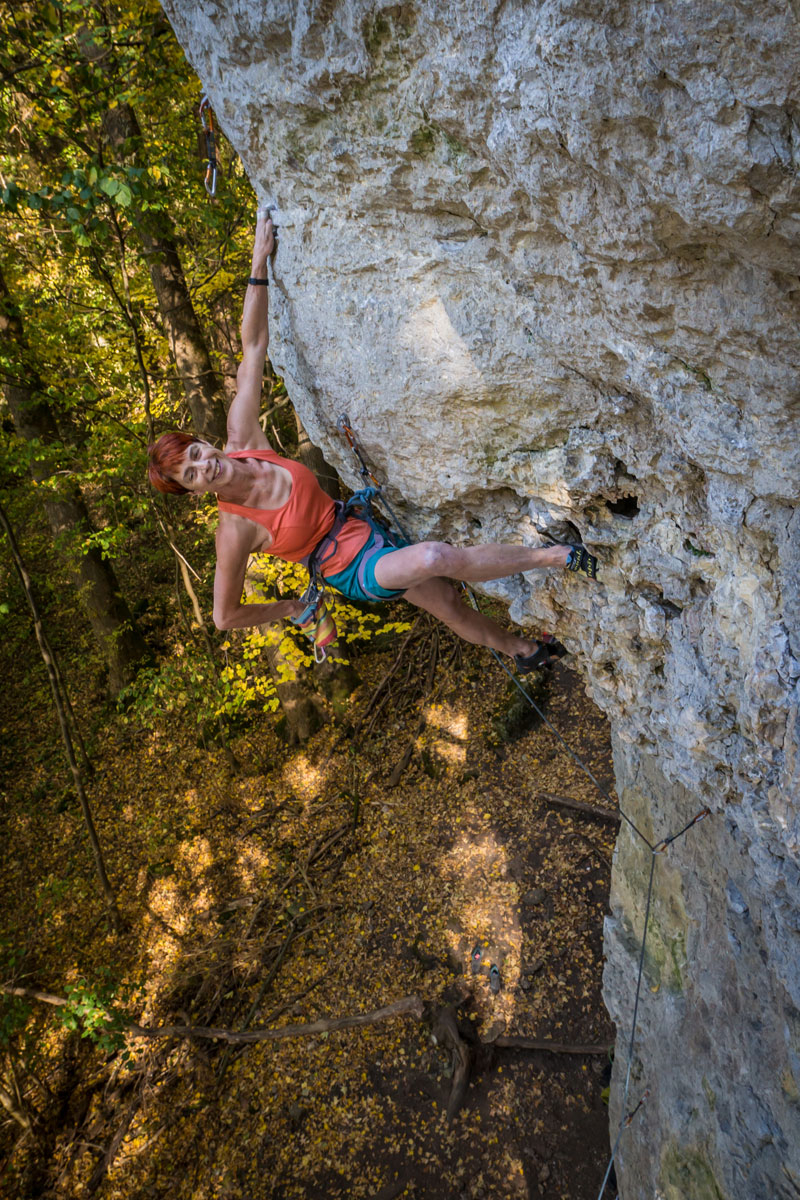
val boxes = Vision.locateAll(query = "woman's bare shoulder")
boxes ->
[224,430,271,455]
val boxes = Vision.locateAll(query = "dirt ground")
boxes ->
[0,604,617,1200]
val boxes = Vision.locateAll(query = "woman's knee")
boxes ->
[417,541,457,577]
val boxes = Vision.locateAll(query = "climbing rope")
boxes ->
[468,587,710,1200]
[334,419,712,1198]
[594,806,708,1198]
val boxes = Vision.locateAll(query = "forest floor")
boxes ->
[1,576,617,1200]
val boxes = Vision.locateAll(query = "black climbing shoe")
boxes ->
[514,638,567,674]
[470,944,483,975]
[489,964,502,994]
[565,544,598,580]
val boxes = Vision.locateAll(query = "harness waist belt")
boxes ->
[303,499,348,578]
[303,488,389,583]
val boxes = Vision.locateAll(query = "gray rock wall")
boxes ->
[160,1,800,1194]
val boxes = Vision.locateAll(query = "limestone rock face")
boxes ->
[161,1,800,1194]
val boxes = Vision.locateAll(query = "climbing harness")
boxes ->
[199,96,218,197]
[331,419,712,1200]
[289,416,412,662]
[290,489,403,663]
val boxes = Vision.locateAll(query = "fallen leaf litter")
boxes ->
[0,610,616,1199]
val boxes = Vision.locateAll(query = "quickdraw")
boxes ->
[337,415,381,489]
[291,591,337,664]
[199,96,218,198]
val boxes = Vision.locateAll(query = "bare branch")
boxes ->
[1,986,424,1045]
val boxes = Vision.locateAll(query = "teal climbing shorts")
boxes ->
[323,528,407,604]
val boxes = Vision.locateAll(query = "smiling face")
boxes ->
[178,441,229,494]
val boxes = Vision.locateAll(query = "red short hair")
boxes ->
[148,431,199,495]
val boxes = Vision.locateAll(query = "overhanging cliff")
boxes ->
[159,2,800,1194]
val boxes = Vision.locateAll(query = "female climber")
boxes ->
[148,210,597,671]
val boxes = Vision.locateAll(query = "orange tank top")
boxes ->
[217,449,370,576]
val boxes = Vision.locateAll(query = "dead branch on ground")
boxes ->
[1,987,424,1046]
[537,790,620,825]
[492,1035,612,1055]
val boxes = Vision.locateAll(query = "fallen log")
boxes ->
[537,790,620,825]
[492,1035,611,1055]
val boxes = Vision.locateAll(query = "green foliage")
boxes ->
[0,0,255,498]
[60,969,133,1059]
[0,0,418,761]
[0,994,31,1049]
[0,0,261,722]
[121,645,279,731]
[82,522,130,561]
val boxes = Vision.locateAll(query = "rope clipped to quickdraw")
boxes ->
[199,96,218,197]
[337,415,412,543]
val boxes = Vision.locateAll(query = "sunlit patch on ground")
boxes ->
[281,752,325,801]
[438,829,523,1010]
[423,700,469,767]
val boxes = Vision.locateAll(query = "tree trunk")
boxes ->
[101,103,227,442]
[0,503,121,932]
[0,269,148,697]
[265,638,327,744]
[139,225,227,442]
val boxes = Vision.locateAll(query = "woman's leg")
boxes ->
[373,540,570,593]
[402,576,541,658]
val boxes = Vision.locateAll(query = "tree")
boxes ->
[0,501,121,931]
[100,101,227,442]
[243,559,327,745]
[0,265,148,695]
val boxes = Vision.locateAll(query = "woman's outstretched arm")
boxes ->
[225,210,275,452]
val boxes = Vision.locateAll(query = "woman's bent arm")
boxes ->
[212,518,304,630]
[213,596,303,631]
